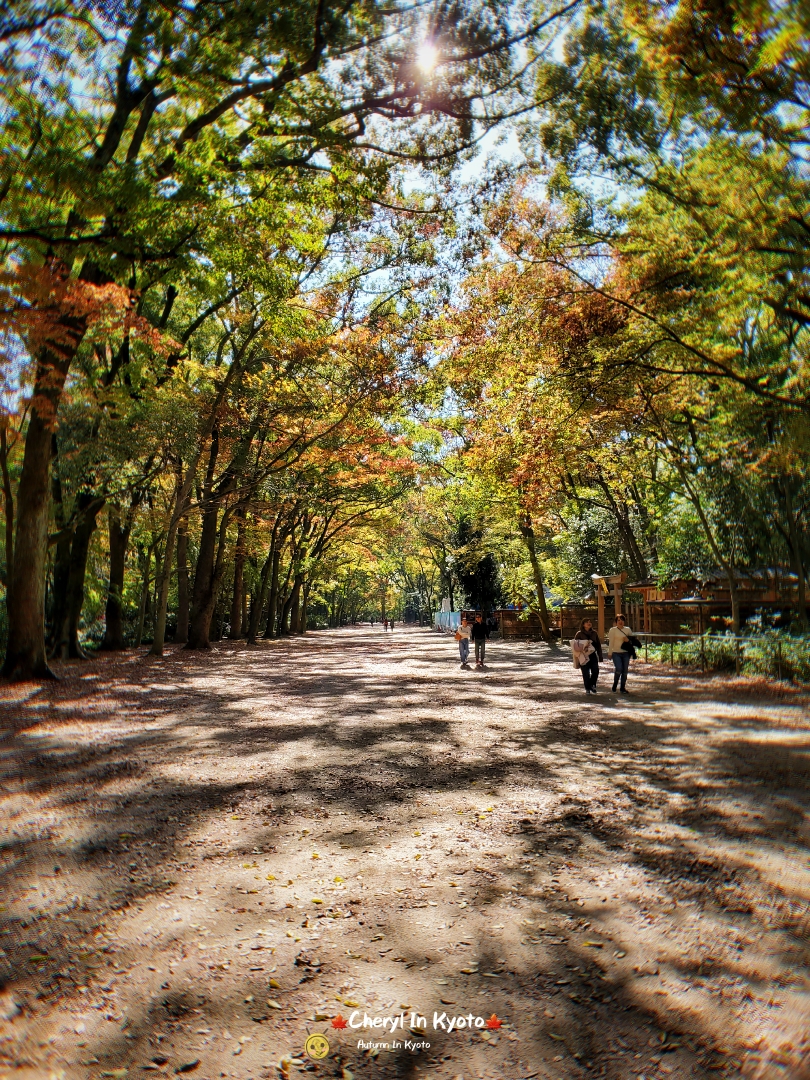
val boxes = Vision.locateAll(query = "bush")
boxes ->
[648,632,810,684]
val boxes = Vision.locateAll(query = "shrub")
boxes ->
[648,632,810,684]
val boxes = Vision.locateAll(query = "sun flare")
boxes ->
[416,41,439,73]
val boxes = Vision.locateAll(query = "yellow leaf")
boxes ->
[414,854,421,860]
[267,874,276,881]
[413,830,421,836]
[343,999,360,1007]
[333,876,344,883]
[311,852,320,859]
[268,979,281,989]
[311,897,324,905]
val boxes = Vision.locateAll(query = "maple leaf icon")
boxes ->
[331,1015,348,1029]
[486,1014,502,1030]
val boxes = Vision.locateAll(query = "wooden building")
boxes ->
[558,569,802,640]
[495,608,549,640]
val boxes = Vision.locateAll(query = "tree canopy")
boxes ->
[0,0,807,679]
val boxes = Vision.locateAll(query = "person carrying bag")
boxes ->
[572,617,603,694]
[455,616,472,667]
[606,614,641,693]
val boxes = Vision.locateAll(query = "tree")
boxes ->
[2,0,548,678]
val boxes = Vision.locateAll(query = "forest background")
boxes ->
[0,0,808,682]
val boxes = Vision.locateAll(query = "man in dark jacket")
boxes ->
[471,613,490,668]
[574,618,603,694]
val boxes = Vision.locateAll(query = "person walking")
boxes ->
[455,616,472,667]
[607,614,635,693]
[573,618,602,694]
[471,613,489,668]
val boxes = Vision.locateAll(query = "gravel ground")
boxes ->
[0,626,808,1080]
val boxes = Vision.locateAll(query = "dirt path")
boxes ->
[1,627,809,1080]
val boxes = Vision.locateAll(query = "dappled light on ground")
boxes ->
[1,628,808,1080]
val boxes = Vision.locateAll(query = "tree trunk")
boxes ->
[278,569,295,636]
[0,426,14,607]
[186,410,258,650]
[265,549,286,638]
[101,504,135,650]
[53,495,105,659]
[248,543,274,644]
[2,275,89,680]
[594,475,648,580]
[783,481,808,630]
[300,581,311,633]
[288,574,302,634]
[175,522,190,642]
[229,511,246,639]
[674,461,742,633]
[135,544,153,647]
[150,497,181,657]
[151,330,259,657]
[187,502,234,650]
[186,432,220,650]
[518,519,551,642]
[48,468,73,657]
[728,575,742,634]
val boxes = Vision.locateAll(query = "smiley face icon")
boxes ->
[304,1033,330,1060]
